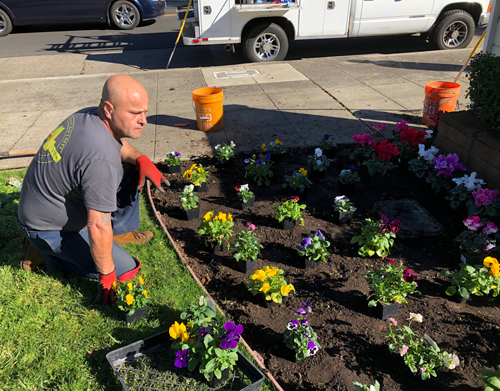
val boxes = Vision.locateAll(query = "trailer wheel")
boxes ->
[0,9,13,37]
[243,22,288,62]
[429,10,475,50]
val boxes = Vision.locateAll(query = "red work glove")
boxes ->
[119,258,142,282]
[95,269,117,305]
[136,155,170,193]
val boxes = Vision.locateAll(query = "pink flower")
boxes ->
[463,216,483,231]
[387,318,397,326]
[485,243,496,252]
[371,123,387,132]
[483,222,498,235]
[245,222,256,231]
[395,119,408,134]
[473,188,499,207]
[352,133,372,146]
[399,345,409,356]
[403,269,418,283]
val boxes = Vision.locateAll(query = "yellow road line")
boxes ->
[164,13,177,16]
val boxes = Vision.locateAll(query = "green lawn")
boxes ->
[0,169,272,391]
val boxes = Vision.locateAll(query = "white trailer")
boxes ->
[178,0,491,62]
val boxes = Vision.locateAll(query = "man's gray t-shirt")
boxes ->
[18,108,123,231]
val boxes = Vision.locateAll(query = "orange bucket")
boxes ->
[422,81,460,125]
[192,87,224,132]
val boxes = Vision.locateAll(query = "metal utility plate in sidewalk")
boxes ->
[375,199,444,239]
[213,70,261,80]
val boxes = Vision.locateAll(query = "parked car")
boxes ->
[0,0,166,37]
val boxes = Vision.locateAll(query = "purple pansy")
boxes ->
[300,237,312,250]
[174,349,189,368]
[287,319,300,330]
[323,134,330,141]
[219,321,243,350]
[308,341,319,356]
[294,308,307,316]
[244,158,250,164]
[199,327,208,340]
[174,151,181,157]
[301,301,312,313]
[300,318,309,326]
[265,153,271,161]
[315,230,324,239]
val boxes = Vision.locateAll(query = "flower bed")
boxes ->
[151,145,500,391]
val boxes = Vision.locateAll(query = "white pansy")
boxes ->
[240,184,249,191]
[425,129,434,139]
[316,160,323,165]
[180,197,187,203]
[199,295,204,306]
[315,148,323,157]
[183,184,195,193]
[443,354,460,370]
[230,141,235,147]
[339,169,351,177]
[270,141,276,147]
[408,313,423,323]
[215,144,220,149]
[335,195,347,202]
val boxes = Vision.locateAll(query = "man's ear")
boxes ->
[102,101,114,119]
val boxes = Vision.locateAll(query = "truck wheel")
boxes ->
[429,10,475,50]
[0,9,13,37]
[243,23,288,62]
[110,1,140,30]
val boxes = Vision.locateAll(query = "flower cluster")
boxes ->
[233,222,263,262]
[365,259,420,307]
[455,216,498,255]
[114,276,148,316]
[247,266,294,304]
[235,184,254,204]
[319,133,336,151]
[307,148,332,172]
[338,167,360,184]
[399,127,427,148]
[282,167,312,193]
[272,196,306,225]
[166,151,181,166]
[383,314,460,380]
[432,153,466,178]
[333,195,356,212]
[362,140,399,176]
[214,141,236,161]
[178,184,198,210]
[473,188,498,207]
[351,215,399,257]
[418,145,439,162]
[263,139,287,155]
[283,301,321,361]
[197,211,234,248]
[352,133,372,146]
[183,163,209,187]
[244,154,274,186]
[452,172,485,191]
[371,139,399,162]
[297,230,331,262]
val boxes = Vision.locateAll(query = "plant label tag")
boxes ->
[207,298,216,312]
[460,254,466,263]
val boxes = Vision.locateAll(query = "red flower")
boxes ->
[235,186,241,191]
[371,140,399,161]
[400,128,427,147]
[290,196,300,202]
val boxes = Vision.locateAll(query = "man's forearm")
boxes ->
[121,139,143,165]
[87,210,115,274]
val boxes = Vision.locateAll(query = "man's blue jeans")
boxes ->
[19,163,140,279]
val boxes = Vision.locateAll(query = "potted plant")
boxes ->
[166,151,182,174]
[318,133,336,158]
[283,301,321,362]
[478,363,500,391]
[178,184,199,221]
[282,167,312,195]
[235,184,255,211]
[467,188,500,220]
[272,196,306,230]
[362,139,399,186]
[297,230,330,269]
[351,215,400,258]
[333,195,356,224]
[337,167,360,193]
[169,297,243,386]
[197,211,234,253]
[263,139,287,163]
[425,153,467,194]
[365,258,420,319]
[114,275,149,325]
[244,154,274,186]
[446,172,484,210]
[247,265,295,307]
[307,148,332,178]
[455,216,498,264]
[214,141,236,164]
[445,256,500,302]
[392,126,427,166]
[183,163,210,192]
[383,314,460,380]
[233,222,262,274]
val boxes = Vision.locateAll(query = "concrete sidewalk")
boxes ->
[0,46,473,169]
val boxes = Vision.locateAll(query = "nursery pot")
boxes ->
[168,164,181,174]
[194,182,208,192]
[184,206,200,221]
[337,181,357,194]
[213,241,227,254]
[265,300,280,308]
[241,196,255,211]
[210,368,230,388]
[125,306,148,325]
[452,292,469,304]
[333,210,354,224]
[377,302,400,320]
[280,218,296,230]
[304,259,321,269]
[459,248,486,264]
[235,258,257,274]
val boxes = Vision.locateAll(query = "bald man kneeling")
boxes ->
[18,74,169,305]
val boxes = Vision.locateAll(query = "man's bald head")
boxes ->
[101,74,148,107]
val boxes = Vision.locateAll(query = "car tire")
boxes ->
[243,22,288,62]
[110,1,140,30]
[429,10,475,50]
[0,9,13,37]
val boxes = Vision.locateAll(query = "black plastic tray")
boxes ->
[106,331,266,391]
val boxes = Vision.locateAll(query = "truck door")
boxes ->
[357,0,434,36]
[298,0,351,37]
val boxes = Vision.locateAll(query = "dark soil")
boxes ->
[151,146,500,391]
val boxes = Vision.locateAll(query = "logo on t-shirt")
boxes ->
[36,115,74,163]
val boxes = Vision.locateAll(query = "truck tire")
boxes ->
[243,22,289,62]
[429,10,475,50]
[110,1,140,30]
[0,9,13,37]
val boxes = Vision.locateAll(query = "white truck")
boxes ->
[178,0,491,62]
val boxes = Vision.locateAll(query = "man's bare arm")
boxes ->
[121,139,143,165]
[87,207,115,274]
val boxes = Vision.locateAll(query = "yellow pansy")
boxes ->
[217,212,227,223]
[261,143,266,151]
[190,163,197,170]
[281,284,294,296]
[228,213,233,222]
[169,321,189,342]
[127,283,133,291]
[203,211,213,221]
[112,281,117,291]
[484,257,500,278]
[143,290,148,299]
[183,169,193,179]
[197,167,205,173]
[126,294,134,305]
[491,286,497,290]
[298,168,307,176]
[264,266,279,277]
[252,270,267,282]
[138,276,144,285]
[259,283,271,293]
[275,139,282,145]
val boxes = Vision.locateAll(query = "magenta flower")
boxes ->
[483,222,498,235]
[387,318,397,326]
[174,349,189,368]
[432,153,466,178]
[246,222,256,231]
[473,188,499,207]
[463,216,483,231]
[371,123,387,132]
[352,133,372,146]
[399,345,409,356]
[403,269,418,283]
[486,243,496,251]
[395,119,408,133]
